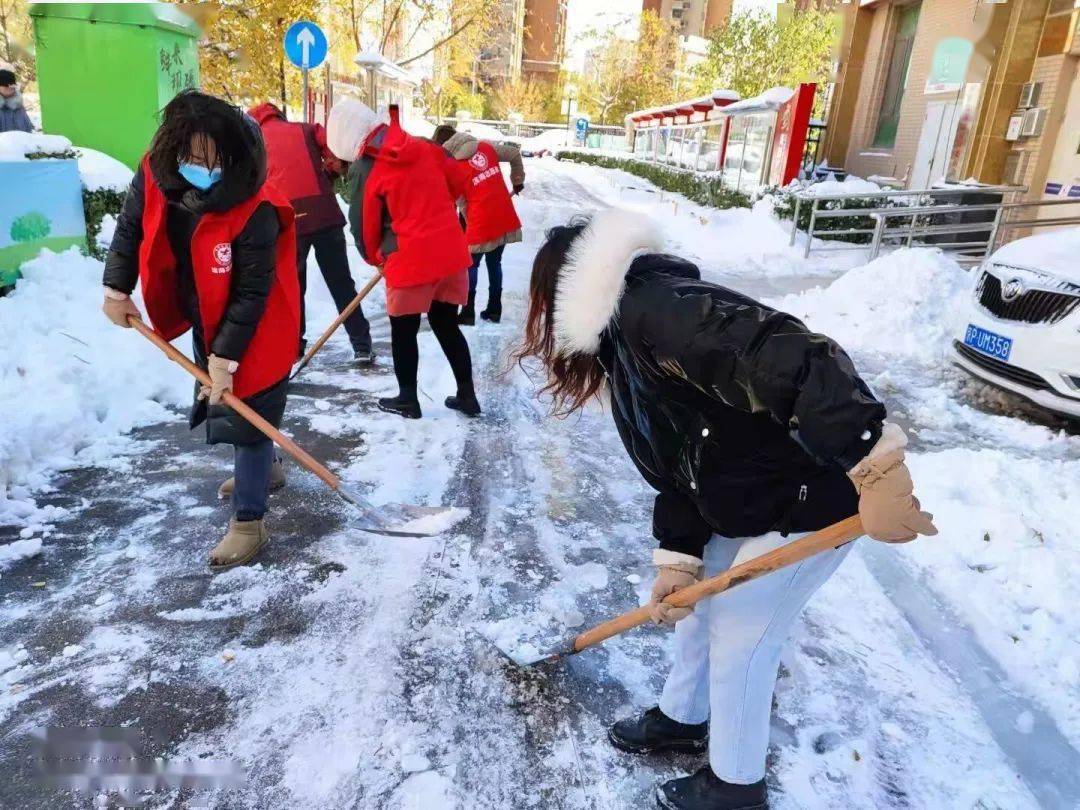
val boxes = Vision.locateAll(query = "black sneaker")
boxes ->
[445,394,481,417]
[656,767,767,810]
[353,348,376,366]
[608,707,707,755]
[378,395,422,419]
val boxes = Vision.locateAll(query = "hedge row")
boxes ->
[554,150,752,211]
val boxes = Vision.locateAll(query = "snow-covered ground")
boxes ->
[1,157,1078,808]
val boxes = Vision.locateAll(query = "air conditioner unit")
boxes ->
[1020,107,1047,137]
[1018,81,1041,109]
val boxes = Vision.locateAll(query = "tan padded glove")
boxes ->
[102,288,142,328]
[649,560,703,626]
[848,423,938,543]
[198,355,236,406]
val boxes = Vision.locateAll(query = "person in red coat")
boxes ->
[101,91,300,570]
[433,125,524,325]
[248,102,374,364]
[327,99,479,420]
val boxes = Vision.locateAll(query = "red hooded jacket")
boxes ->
[346,120,471,289]
[248,103,345,237]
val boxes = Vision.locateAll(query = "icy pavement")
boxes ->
[1,159,1078,808]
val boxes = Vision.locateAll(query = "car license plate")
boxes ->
[964,324,1013,362]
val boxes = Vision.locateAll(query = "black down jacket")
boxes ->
[596,254,885,558]
[102,127,286,446]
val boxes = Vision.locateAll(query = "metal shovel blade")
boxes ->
[337,486,469,538]
[477,620,578,668]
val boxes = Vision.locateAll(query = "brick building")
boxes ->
[521,0,568,82]
[822,0,1080,206]
[642,0,732,38]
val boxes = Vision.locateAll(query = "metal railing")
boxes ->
[434,117,628,147]
[788,185,1080,264]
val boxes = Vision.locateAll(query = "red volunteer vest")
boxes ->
[137,159,301,398]
[461,142,521,247]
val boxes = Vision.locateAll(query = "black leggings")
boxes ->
[389,301,475,399]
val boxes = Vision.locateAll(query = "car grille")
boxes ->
[976,272,1080,325]
[954,341,1051,391]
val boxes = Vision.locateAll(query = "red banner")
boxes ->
[769,83,816,186]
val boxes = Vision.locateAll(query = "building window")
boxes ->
[872,3,921,149]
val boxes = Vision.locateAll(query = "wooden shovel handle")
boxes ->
[294,269,383,376]
[129,317,341,490]
[571,515,864,654]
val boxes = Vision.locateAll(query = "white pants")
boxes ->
[658,531,853,784]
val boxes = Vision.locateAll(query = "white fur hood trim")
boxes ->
[554,208,665,356]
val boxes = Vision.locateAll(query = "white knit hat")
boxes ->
[326,98,383,161]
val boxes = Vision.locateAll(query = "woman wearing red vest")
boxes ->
[100,90,301,571]
[433,126,524,325]
[327,99,480,420]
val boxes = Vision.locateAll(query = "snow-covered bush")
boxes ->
[554,150,752,211]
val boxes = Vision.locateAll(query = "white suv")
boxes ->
[952,228,1080,418]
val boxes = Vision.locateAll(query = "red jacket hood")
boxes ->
[248,103,286,126]
[362,123,425,166]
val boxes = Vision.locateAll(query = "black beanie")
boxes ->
[0,70,15,87]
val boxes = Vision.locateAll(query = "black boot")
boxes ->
[656,766,767,810]
[608,707,707,755]
[378,392,422,419]
[458,294,476,326]
[479,294,501,323]
[445,393,481,417]
[353,345,376,366]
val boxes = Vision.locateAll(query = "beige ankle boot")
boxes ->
[218,458,287,499]
[209,518,269,571]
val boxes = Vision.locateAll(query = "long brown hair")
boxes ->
[511,219,607,416]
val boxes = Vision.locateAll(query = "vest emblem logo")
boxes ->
[469,150,489,171]
[212,243,232,275]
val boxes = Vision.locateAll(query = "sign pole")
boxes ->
[302,67,309,123]
[284,21,328,125]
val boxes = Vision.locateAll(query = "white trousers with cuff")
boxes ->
[658,531,853,785]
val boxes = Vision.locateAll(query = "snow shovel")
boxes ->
[129,316,462,538]
[493,515,864,667]
[292,269,384,380]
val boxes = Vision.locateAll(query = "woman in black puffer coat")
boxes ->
[101,90,301,572]
[514,209,936,810]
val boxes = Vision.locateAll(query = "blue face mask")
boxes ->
[178,162,222,191]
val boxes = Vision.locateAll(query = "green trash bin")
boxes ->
[29,2,201,170]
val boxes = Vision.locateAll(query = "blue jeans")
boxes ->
[232,440,274,521]
[468,244,505,301]
[659,531,852,783]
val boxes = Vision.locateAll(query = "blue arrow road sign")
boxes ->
[284,21,328,70]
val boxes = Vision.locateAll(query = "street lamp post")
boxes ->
[563,83,577,138]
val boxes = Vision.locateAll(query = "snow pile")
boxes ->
[772,247,973,363]
[0,537,42,571]
[799,174,882,197]
[0,249,190,534]
[0,131,72,161]
[74,147,133,192]
[903,448,1080,744]
[0,131,134,191]
[541,159,863,280]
